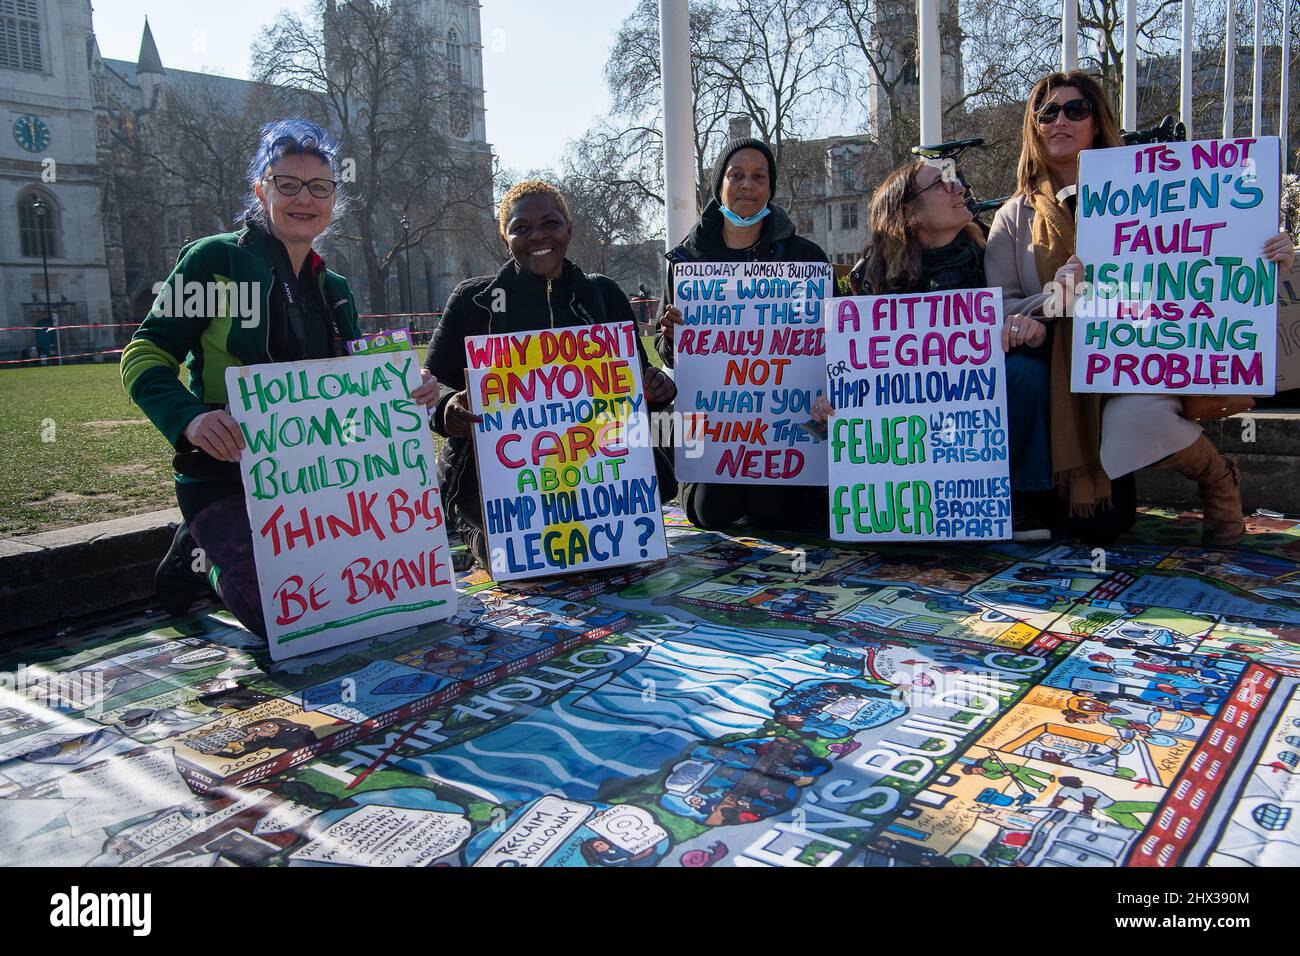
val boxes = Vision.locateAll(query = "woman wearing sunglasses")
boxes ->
[818,158,1053,540]
[986,71,1294,546]
[122,119,440,634]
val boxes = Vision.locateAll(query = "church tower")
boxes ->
[867,0,963,143]
[135,18,165,108]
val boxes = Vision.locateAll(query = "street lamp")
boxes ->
[31,197,58,366]
[597,237,607,275]
[399,216,413,317]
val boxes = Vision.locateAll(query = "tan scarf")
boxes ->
[1029,175,1111,516]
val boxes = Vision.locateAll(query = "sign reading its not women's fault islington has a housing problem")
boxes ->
[826,288,1012,542]
[464,321,667,581]
[672,260,833,485]
[1073,135,1280,394]
[226,351,457,660]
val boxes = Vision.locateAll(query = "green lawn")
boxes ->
[641,334,663,368]
[0,363,177,536]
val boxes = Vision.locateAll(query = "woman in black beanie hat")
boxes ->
[656,137,830,532]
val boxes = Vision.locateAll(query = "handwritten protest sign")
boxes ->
[826,289,1011,542]
[672,261,832,484]
[465,321,667,581]
[225,352,456,660]
[1073,136,1280,394]
[1273,259,1300,391]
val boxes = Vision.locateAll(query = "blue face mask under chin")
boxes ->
[720,204,771,228]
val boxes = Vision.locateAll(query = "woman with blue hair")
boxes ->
[122,119,440,636]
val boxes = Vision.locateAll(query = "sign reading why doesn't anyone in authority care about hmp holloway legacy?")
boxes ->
[465,320,667,581]
[1073,135,1280,395]
[672,261,833,484]
[826,288,1011,542]
[226,351,457,660]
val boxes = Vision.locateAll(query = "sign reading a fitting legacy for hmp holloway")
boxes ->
[226,352,457,660]
[672,261,833,484]
[1073,135,1280,394]
[826,288,1011,542]
[465,321,667,581]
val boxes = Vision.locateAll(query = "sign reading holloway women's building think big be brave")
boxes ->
[225,352,457,660]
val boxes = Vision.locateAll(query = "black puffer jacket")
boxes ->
[654,200,829,368]
[424,257,668,524]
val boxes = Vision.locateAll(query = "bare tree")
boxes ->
[251,0,497,312]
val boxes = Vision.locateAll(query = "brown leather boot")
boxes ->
[1153,435,1244,547]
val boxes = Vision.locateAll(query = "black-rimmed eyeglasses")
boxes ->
[267,174,338,198]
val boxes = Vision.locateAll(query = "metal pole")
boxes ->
[400,216,412,317]
[1181,0,1195,137]
[1123,0,1138,131]
[660,0,696,251]
[1062,0,1078,72]
[1283,0,1292,172]
[1251,0,1264,136]
[918,0,942,144]
[1224,0,1236,136]
[34,198,58,366]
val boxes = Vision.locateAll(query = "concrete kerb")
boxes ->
[0,508,181,637]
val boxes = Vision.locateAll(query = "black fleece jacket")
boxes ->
[654,199,829,368]
[423,257,666,521]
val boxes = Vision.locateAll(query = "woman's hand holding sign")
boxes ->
[1049,254,1085,317]
[1002,315,1046,351]
[1263,232,1295,270]
[411,368,440,408]
[444,389,482,438]
[811,394,833,423]
[184,410,245,462]
[643,365,676,405]
[659,303,685,343]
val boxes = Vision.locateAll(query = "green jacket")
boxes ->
[121,224,361,448]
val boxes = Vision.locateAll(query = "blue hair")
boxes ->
[243,119,344,226]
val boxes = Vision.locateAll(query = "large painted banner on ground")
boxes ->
[225,351,457,660]
[464,321,667,581]
[672,261,832,485]
[1073,136,1281,394]
[826,288,1011,542]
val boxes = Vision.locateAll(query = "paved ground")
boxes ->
[1,506,1298,867]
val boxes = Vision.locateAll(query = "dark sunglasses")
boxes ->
[1035,98,1093,124]
[268,174,337,198]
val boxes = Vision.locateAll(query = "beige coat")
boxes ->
[983,195,1200,478]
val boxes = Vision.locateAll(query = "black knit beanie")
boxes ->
[712,137,778,204]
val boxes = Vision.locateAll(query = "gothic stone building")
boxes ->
[1,0,494,362]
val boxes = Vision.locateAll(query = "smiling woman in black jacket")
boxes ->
[424,179,678,572]
[656,137,830,532]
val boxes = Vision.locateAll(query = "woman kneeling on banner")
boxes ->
[424,179,678,572]
[812,157,1055,541]
[657,137,832,532]
[123,120,441,635]
[984,71,1294,546]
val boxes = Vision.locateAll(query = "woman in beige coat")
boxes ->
[986,71,1294,546]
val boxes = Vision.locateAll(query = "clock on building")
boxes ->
[451,101,471,139]
[13,115,51,153]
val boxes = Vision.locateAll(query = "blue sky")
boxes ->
[92,0,641,173]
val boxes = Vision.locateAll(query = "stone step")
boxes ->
[1135,409,1300,514]
[1136,452,1300,514]
[1201,408,1300,456]
[0,509,181,637]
